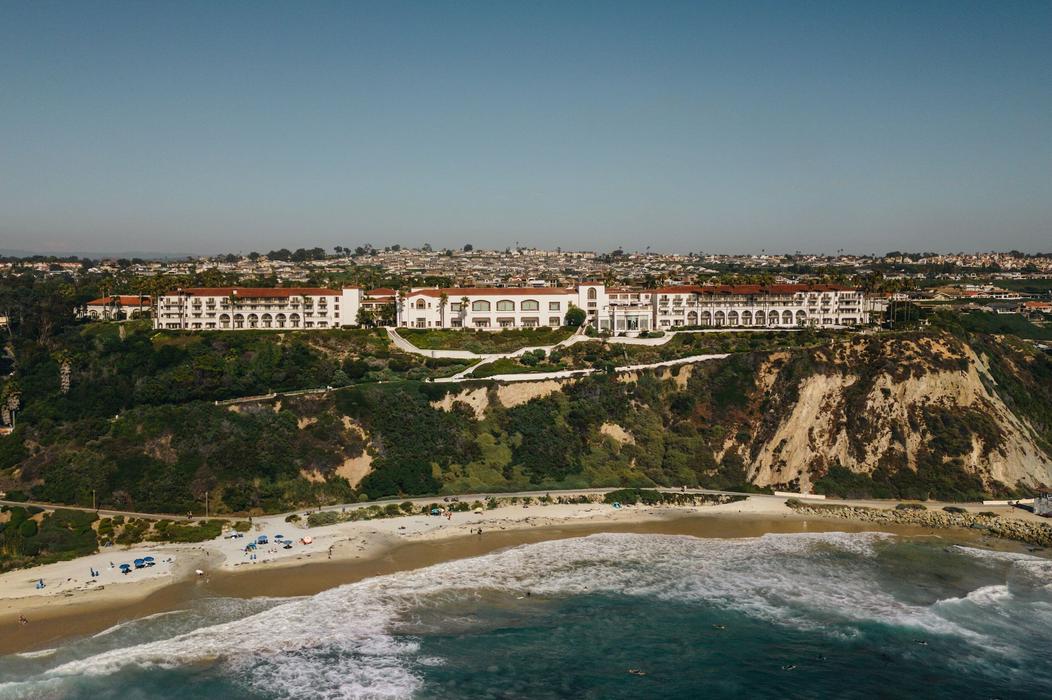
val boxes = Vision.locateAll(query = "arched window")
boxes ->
[496,300,514,311]
[247,313,259,329]
[520,299,539,311]
[261,313,273,328]
[714,311,726,326]
[587,288,597,300]
[728,310,739,325]
[219,313,231,328]
[741,311,752,326]
[415,299,427,309]
[700,311,712,325]
[289,313,300,328]
[472,300,491,311]
[782,310,793,325]
[796,310,808,325]
[768,310,779,325]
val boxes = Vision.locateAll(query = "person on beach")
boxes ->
[18,614,28,625]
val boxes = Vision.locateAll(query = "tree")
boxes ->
[462,244,473,252]
[356,306,376,328]
[438,292,449,328]
[564,304,586,328]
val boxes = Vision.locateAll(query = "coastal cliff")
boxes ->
[2,330,1051,513]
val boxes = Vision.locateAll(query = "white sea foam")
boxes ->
[26,531,1042,699]
[12,648,57,659]
[91,609,187,639]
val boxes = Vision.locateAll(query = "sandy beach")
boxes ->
[0,494,1042,656]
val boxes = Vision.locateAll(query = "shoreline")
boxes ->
[1,496,1045,655]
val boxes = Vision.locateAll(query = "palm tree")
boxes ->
[460,296,470,327]
[438,292,449,328]
[396,286,411,327]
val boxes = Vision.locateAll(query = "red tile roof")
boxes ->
[172,287,339,298]
[654,284,856,295]
[410,287,576,297]
[367,288,397,297]
[86,295,151,306]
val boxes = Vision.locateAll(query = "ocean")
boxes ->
[1,531,1050,699]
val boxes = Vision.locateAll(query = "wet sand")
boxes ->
[0,511,1016,656]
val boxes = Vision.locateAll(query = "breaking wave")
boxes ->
[4,532,1049,699]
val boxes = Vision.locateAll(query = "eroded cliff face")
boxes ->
[743,335,1052,491]
[428,333,1052,494]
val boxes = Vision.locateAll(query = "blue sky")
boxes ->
[1,1,1049,255]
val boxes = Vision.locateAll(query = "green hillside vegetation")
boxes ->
[4,321,474,426]
[0,506,98,573]
[399,327,575,353]
[2,321,1051,518]
[939,310,1052,340]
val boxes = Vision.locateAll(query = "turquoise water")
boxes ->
[2,531,1051,699]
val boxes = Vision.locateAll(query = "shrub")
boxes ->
[19,518,38,537]
[895,503,927,511]
[233,520,252,532]
[307,510,341,527]
[942,506,967,514]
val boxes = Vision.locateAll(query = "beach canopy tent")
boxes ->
[143,556,155,566]
[134,558,146,568]
[257,535,269,545]
[119,563,132,574]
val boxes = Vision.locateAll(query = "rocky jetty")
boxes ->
[786,499,1052,548]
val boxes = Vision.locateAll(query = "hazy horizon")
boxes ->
[2,1,1050,255]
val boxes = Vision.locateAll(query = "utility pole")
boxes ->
[92,489,96,512]
[205,491,209,519]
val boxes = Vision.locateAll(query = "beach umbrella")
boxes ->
[275,534,284,539]
[134,558,146,568]
[143,556,155,562]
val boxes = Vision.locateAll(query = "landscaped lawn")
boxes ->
[400,327,575,353]
[469,357,566,378]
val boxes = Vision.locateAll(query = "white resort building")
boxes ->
[80,294,152,321]
[397,284,605,329]
[154,287,363,330]
[152,283,868,332]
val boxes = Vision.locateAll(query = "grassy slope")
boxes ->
[399,327,574,352]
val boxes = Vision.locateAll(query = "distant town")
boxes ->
[2,246,1050,335]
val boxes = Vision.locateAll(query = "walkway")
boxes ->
[434,352,729,383]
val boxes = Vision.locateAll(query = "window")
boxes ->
[472,300,491,311]
[548,316,561,326]
[496,300,514,311]
[587,288,597,300]
[415,299,427,309]
[450,303,461,312]
[521,300,539,311]
[549,301,561,311]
